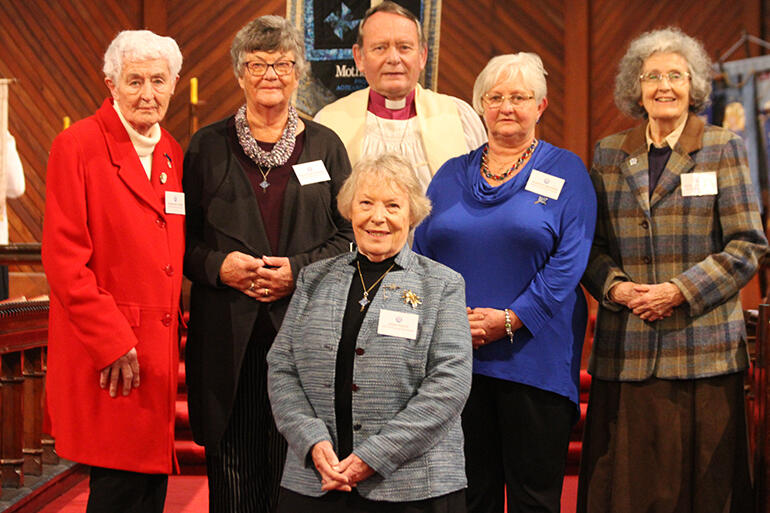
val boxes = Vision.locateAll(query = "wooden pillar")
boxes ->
[563,0,591,165]
[142,0,168,34]
[0,351,24,487]
[40,347,57,466]
[22,347,43,475]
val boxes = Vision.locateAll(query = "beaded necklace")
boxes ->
[235,104,298,173]
[481,139,538,181]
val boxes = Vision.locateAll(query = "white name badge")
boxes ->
[681,172,717,197]
[525,170,565,200]
[293,160,331,186]
[377,309,419,340]
[165,191,185,215]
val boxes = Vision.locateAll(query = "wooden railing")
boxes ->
[0,299,52,497]
[0,243,42,266]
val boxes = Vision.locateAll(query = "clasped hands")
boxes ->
[466,307,522,349]
[219,251,294,302]
[609,281,685,321]
[311,441,375,491]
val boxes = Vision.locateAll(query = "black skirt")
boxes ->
[276,487,466,513]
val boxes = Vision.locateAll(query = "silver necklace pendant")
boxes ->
[359,292,370,311]
[259,179,270,192]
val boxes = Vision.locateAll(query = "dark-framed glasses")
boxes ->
[483,93,535,109]
[639,71,690,84]
[244,60,296,77]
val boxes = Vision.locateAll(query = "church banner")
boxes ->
[287,0,442,117]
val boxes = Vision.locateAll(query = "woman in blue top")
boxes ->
[413,53,596,513]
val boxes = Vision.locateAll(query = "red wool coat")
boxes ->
[42,99,185,473]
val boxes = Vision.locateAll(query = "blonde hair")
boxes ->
[338,153,432,228]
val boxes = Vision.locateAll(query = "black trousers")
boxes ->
[86,466,168,513]
[463,374,574,513]
[206,315,287,513]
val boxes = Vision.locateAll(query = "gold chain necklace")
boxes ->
[356,260,396,311]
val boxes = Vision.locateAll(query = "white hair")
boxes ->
[472,53,548,115]
[103,30,183,82]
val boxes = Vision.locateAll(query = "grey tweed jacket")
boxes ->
[267,245,472,502]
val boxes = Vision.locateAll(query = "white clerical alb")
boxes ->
[362,113,432,192]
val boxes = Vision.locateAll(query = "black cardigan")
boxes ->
[183,117,354,448]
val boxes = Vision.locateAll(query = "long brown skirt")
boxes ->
[576,373,752,513]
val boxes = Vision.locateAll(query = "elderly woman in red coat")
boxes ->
[42,30,184,513]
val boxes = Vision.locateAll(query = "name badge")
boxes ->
[681,172,717,196]
[165,191,185,215]
[377,309,419,340]
[293,160,331,185]
[525,170,565,200]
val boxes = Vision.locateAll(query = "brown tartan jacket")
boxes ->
[582,114,768,381]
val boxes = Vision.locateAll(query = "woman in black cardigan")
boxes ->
[182,15,353,513]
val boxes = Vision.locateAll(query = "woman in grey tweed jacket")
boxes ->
[267,153,472,512]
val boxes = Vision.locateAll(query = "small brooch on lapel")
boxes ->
[401,290,422,309]
[534,195,548,205]
[159,172,168,184]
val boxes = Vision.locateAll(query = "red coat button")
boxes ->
[162,313,172,326]
[355,348,365,356]
[155,217,166,228]
[164,265,174,276]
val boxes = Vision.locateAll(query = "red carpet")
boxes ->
[36,475,209,513]
[37,474,577,512]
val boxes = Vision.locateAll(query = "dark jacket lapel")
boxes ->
[649,114,703,208]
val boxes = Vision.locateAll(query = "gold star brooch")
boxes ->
[401,290,422,309]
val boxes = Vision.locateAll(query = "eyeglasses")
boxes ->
[483,93,535,109]
[243,60,296,77]
[639,71,690,84]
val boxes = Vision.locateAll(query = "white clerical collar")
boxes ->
[385,97,407,110]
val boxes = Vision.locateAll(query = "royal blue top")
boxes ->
[413,141,596,406]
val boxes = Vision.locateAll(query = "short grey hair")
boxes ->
[472,53,548,115]
[230,16,307,79]
[337,153,432,228]
[103,30,183,82]
[356,1,426,48]
[614,27,712,118]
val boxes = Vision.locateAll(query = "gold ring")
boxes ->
[248,281,255,291]
[263,288,270,297]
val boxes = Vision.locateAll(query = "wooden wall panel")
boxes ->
[0,0,141,247]
[439,0,565,149]
[0,0,768,252]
